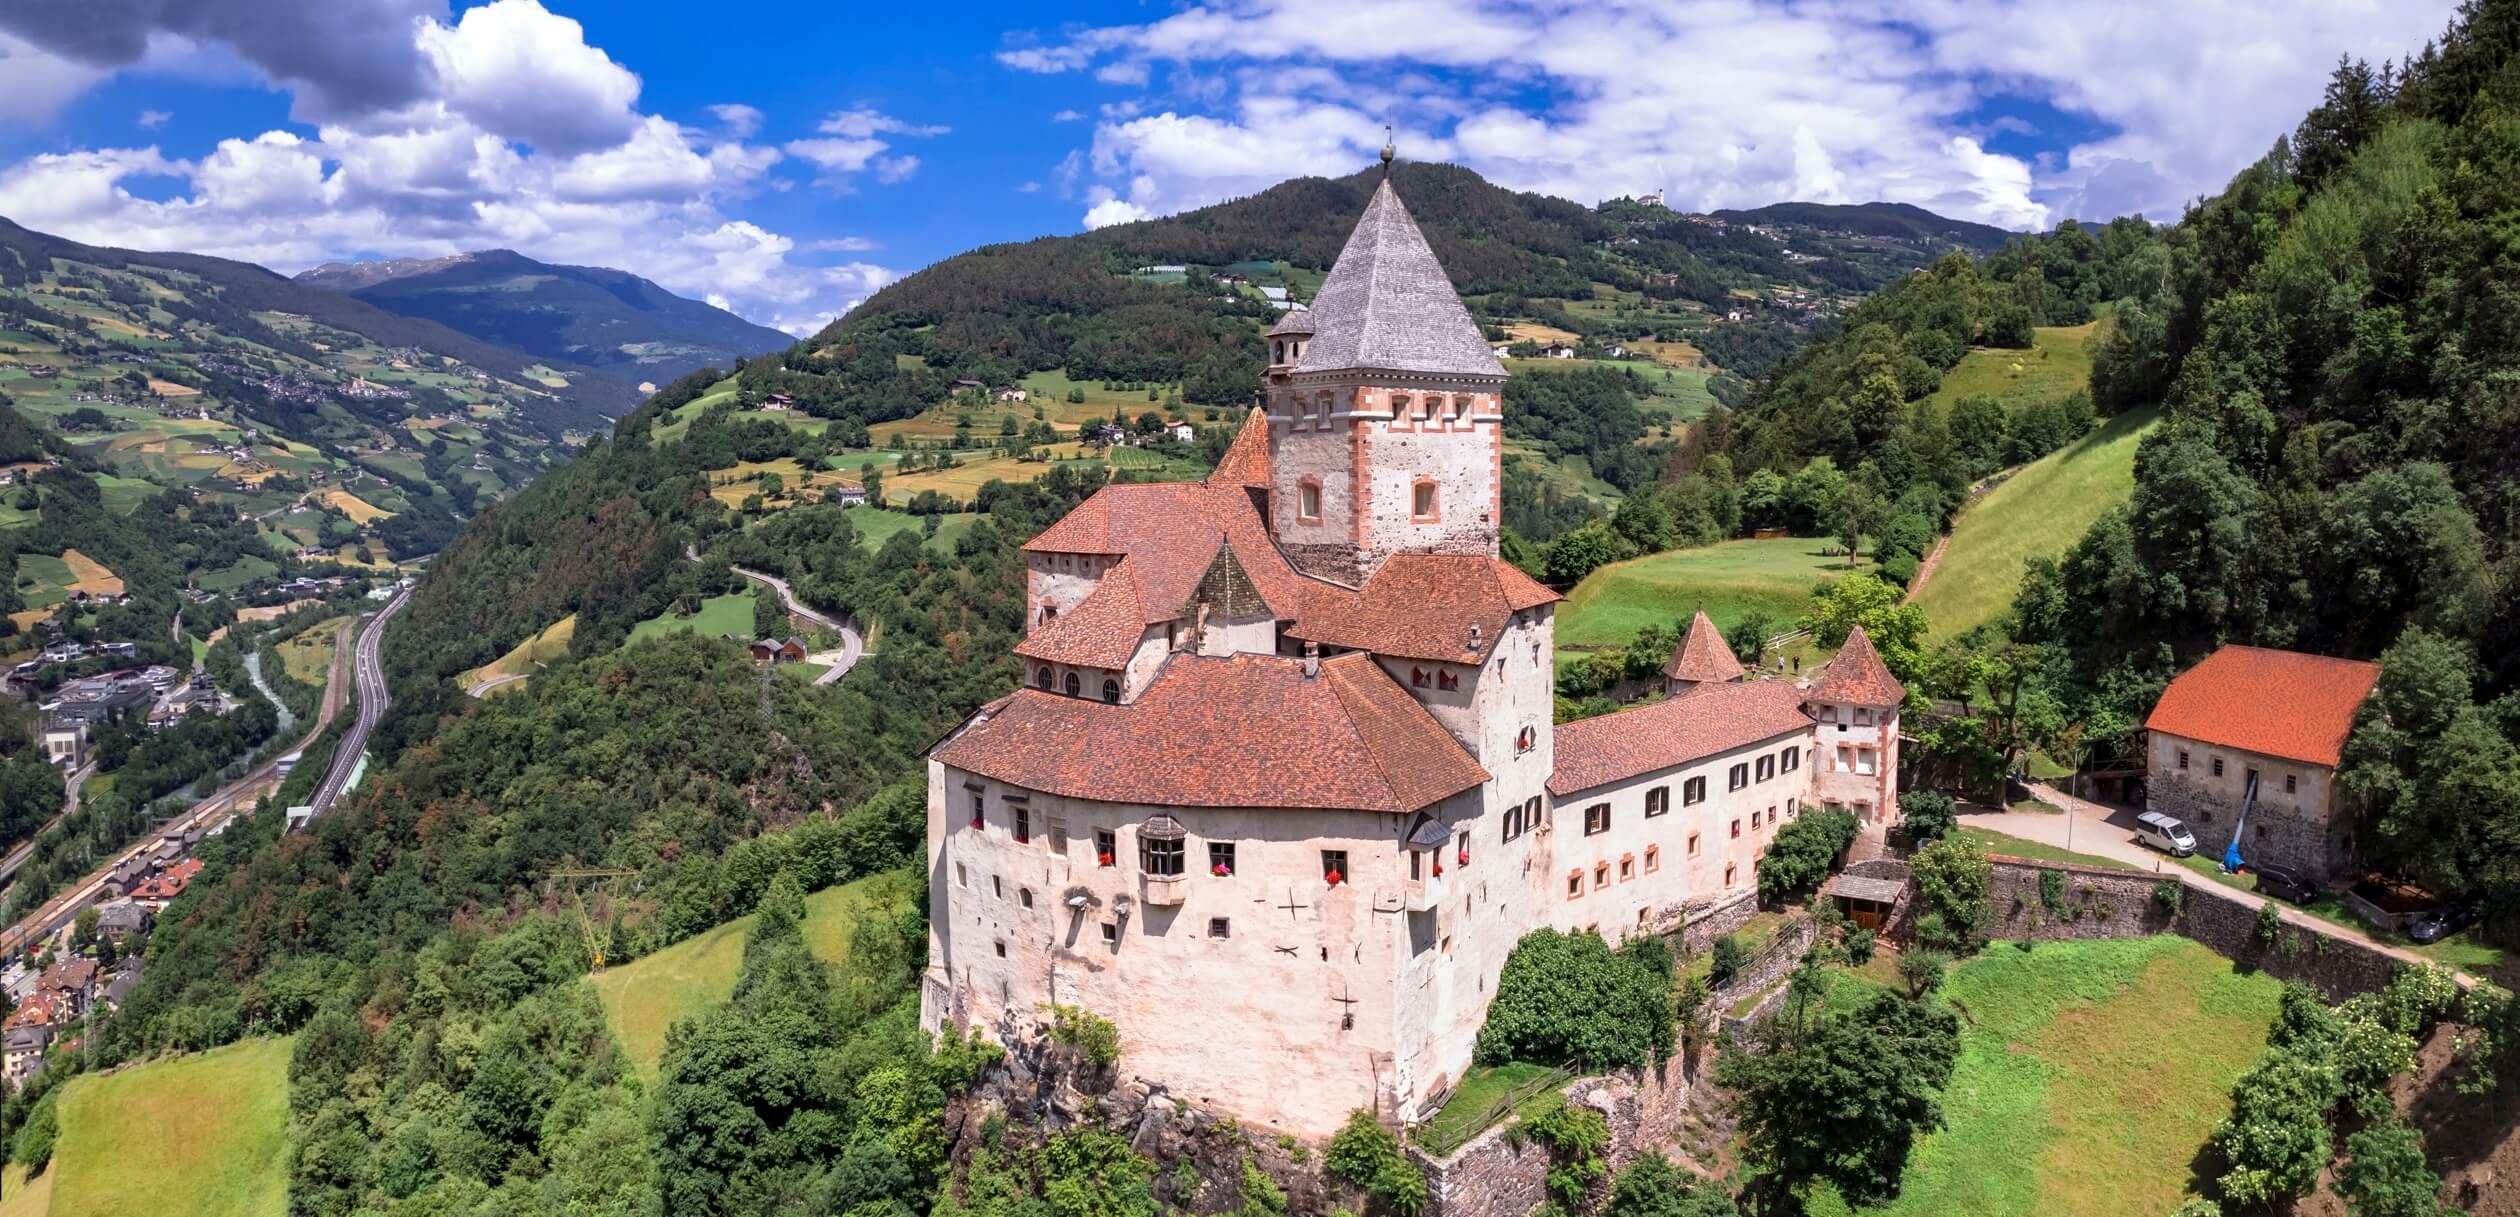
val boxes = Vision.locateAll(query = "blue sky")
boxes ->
[0,0,2460,334]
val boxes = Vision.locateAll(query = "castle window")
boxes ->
[1062,672,1080,697]
[995,939,1006,958]
[1297,478,1323,523]
[1516,725,1536,754]
[1756,755,1774,781]
[1724,863,1737,886]
[1139,819,1186,877]
[2211,757,2225,777]
[1094,829,1117,867]
[1782,746,1801,772]
[991,875,1002,898]
[1419,394,1437,420]
[2286,773,2297,794]
[1644,846,1660,873]
[1594,861,1611,888]
[1209,841,1236,876]
[1315,392,1333,428]
[1855,748,1877,775]
[1101,678,1120,703]
[1728,763,1749,791]
[1321,850,1348,884]
[1035,666,1053,690]
[1101,922,1118,943]
[1785,798,1798,818]
[1273,340,1285,363]
[2177,749,2190,770]
[1683,777,1705,805]
[1645,786,1669,817]
[1412,667,1430,689]
[1567,871,1584,899]
[1453,394,1473,418]
[1751,809,1762,829]
[1619,856,1635,882]
[955,863,967,887]
[1584,804,1610,836]
[1209,917,1231,939]
[1437,670,1459,691]
[1020,888,1034,909]
[1687,833,1700,857]
[1730,818,1741,839]
[1013,805,1031,844]
[1503,804,1521,843]
[1391,394,1411,422]
[1412,478,1440,522]
[2246,766,2259,792]
[1855,707,1873,727]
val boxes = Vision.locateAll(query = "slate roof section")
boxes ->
[1267,307,1315,337]
[934,652,1490,813]
[1015,563,1147,670]
[1664,610,1746,684]
[2145,645,2382,768]
[1807,625,1906,707]
[1291,553,1558,663]
[1294,180,1507,380]
[1023,482,1310,623]
[1207,407,1273,488]
[1549,679,1814,796]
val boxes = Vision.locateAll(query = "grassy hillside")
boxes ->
[593,871,918,1078]
[1810,937,2281,1217]
[1556,536,1866,655]
[455,612,576,693]
[627,594,753,644]
[1910,407,2160,638]
[0,1166,51,1217]
[46,1036,294,1217]
[1923,320,2104,418]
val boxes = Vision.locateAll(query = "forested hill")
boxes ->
[1706,201,2015,253]
[296,249,795,385]
[750,162,2014,421]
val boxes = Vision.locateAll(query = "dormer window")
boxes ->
[1063,671,1081,697]
[1411,667,1431,689]
[1437,670,1459,691]
[1035,667,1053,690]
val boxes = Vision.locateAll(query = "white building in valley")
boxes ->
[921,176,1905,1136]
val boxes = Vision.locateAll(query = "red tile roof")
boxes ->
[1207,407,1272,488]
[2145,645,2382,768]
[1015,562,1147,670]
[1549,679,1813,796]
[1807,625,1905,707]
[6,992,57,1030]
[1023,482,1311,624]
[934,652,1489,813]
[1290,554,1559,663]
[1664,610,1745,683]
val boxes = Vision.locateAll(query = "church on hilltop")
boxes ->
[921,176,1907,1136]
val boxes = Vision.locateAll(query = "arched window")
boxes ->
[1515,725,1536,753]
[1412,478,1440,522]
[1063,671,1080,697]
[1273,340,1285,363]
[1101,677,1120,703]
[1035,666,1053,690]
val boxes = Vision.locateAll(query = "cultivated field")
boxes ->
[593,871,917,1078]
[45,1036,294,1217]
[1556,536,1866,654]
[1909,407,2159,639]
[276,615,348,685]
[1811,936,2280,1217]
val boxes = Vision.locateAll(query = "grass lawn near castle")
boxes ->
[1555,536,1867,657]
[1805,936,2281,1217]
[593,871,918,1080]
[1909,406,2160,640]
[44,1036,295,1217]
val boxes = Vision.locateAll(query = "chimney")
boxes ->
[1303,641,1320,679]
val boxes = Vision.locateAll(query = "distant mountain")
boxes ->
[1705,201,2016,254]
[297,249,794,383]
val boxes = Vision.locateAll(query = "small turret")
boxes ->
[1266,307,1314,378]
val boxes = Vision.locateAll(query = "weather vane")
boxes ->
[1380,124,1395,176]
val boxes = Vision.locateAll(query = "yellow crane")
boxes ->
[545,867,637,972]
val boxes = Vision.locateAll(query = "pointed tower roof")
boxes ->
[1207,407,1273,488]
[1663,610,1746,684]
[1294,180,1505,379]
[1809,624,1906,707]
[1266,307,1314,337]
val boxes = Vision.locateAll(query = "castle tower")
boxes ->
[1264,179,1506,585]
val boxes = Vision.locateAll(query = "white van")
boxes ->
[2134,810,2196,857]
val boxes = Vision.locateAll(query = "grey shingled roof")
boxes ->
[1294,180,1506,379]
[1267,307,1314,337]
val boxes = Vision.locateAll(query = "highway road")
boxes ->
[308,586,410,817]
[731,565,864,685]
[0,614,356,958]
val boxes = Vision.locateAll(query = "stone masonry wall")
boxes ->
[1982,857,2402,1000]
[1416,1052,1715,1217]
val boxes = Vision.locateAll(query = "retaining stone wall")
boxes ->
[1416,1053,1708,1217]
[1983,857,2402,1000]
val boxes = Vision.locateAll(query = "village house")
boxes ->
[2,1020,49,1091]
[760,393,795,411]
[748,637,809,664]
[921,177,1905,1137]
[995,387,1030,404]
[130,858,203,911]
[831,484,869,507]
[1536,342,1577,358]
[2145,645,2383,882]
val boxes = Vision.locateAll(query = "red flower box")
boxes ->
[1097,852,1115,867]
[1458,849,1471,866]
[1324,870,1344,887]
[1431,862,1444,877]
[1212,863,1232,877]
[969,816,984,830]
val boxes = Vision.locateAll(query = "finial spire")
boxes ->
[1379,124,1395,176]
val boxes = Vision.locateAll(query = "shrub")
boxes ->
[1709,934,1748,988]
[1605,1153,1737,1217]
[1475,930,1676,1070]
[1326,1111,1426,1217]
[1049,1004,1120,1066]
[1898,790,1958,843]
[2212,989,2345,1206]
[2153,879,2184,912]
[2255,901,2283,950]
[2335,1117,2449,1217]
[1757,807,1860,904]
[1519,1099,1611,1217]
[1910,839,1992,952]
[1898,949,1951,999]
[2038,869,2068,917]
[1844,927,1876,966]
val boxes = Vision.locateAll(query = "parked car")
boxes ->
[2248,862,2318,905]
[2407,904,2476,945]
[2133,810,2196,857]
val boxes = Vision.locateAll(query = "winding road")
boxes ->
[307,586,410,817]
[730,565,864,685]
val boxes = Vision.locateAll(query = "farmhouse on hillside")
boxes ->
[921,175,1908,1136]
[2144,644,2383,882]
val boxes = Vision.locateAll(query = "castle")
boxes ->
[922,177,1906,1135]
